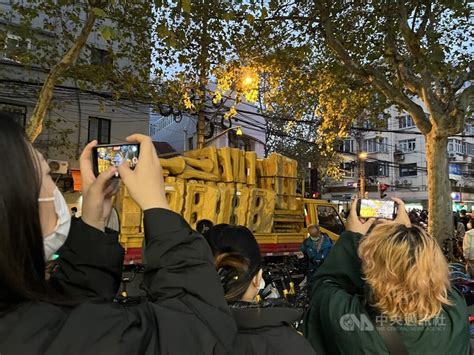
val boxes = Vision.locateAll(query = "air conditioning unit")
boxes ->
[47,160,69,175]
[394,154,405,161]
[449,152,456,160]
[403,179,412,186]
[395,180,402,186]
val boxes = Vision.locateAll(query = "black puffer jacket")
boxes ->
[230,300,316,355]
[0,209,237,355]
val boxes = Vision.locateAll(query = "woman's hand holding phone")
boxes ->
[80,140,120,231]
[346,198,375,234]
[385,197,411,227]
[348,197,411,235]
[118,134,169,211]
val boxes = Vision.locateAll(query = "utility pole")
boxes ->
[356,131,367,199]
[183,128,188,151]
[196,2,210,149]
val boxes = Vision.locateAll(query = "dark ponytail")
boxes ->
[216,252,256,302]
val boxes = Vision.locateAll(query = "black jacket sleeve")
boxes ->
[141,208,237,351]
[50,218,125,300]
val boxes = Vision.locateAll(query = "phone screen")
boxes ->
[94,144,139,175]
[359,199,395,219]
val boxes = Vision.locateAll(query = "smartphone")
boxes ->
[92,143,140,176]
[356,199,396,219]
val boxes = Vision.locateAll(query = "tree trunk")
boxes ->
[25,10,97,142]
[195,1,210,149]
[196,108,206,149]
[425,133,452,244]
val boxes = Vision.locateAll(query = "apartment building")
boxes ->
[0,2,149,189]
[323,109,474,212]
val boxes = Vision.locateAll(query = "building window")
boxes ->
[447,139,464,154]
[187,136,193,150]
[340,139,354,153]
[88,117,111,144]
[465,142,474,156]
[399,163,417,177]
[398,115,415,129]
[90,47,112,65]
[363,137,388,153]
[340,162,355,177]
[398,138,416,152]
[0,102,27,127]
[365,161,389,177]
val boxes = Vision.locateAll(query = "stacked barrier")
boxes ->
[116,147,302,262]
[257,153,298,210]
[182,181,220,230]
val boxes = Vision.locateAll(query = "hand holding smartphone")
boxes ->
[92,143,140,177]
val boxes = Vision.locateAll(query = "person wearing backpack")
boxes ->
[304,198,469,355]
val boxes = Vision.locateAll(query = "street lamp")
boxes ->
[204,126,243,147]
[242,76,254,86]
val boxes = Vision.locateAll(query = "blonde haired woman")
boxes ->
[304,198,469,355]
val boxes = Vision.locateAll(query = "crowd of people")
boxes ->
[407,208,429,229]
[0,115,471,354]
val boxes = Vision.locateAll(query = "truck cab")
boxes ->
[304,199,345,241]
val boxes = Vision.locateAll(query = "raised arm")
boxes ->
[118,134,236,352]
[51,141,125,299]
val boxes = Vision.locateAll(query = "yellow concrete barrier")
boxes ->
[246,188,275,233]
[164,177,186,214]
[183,182,220,229]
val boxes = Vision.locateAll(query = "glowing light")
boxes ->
[236,127,243,136]
[242,76,254,86]
[359,152,368,160]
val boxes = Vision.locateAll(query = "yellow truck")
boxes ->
[114,146,345,264]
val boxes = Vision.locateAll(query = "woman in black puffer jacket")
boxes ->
[205,225,316,355]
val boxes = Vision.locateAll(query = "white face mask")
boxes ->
[258,277,266,292]
[38,188,71,261]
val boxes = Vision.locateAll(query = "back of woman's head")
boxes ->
[0,117,47,306]
[358,223,451,323]
[207,225,262,301]
[216,252,252,302]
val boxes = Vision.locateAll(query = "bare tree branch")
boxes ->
[415,1,432,38]
[25,7,98,142]
[453,61,474,93]
[384,12,422,96]
[397,0,450,127]
[317,1,432,134]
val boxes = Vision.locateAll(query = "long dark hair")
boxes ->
[0,117,52,309]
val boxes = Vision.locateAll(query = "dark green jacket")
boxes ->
[304,231,470,355]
